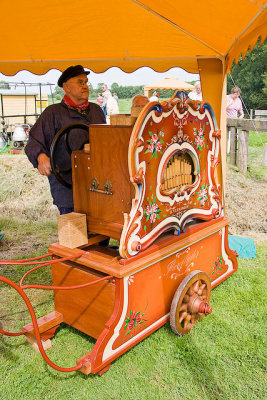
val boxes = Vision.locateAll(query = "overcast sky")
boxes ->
[0,67,199,93]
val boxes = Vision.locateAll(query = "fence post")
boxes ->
[237,130,249,173]
[262,143,267,166]
[229,127,237,165]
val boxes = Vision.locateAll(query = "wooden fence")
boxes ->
[226,118,267,173]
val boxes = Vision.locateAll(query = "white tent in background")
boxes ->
[143,77,195,98]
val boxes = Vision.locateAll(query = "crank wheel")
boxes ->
[170,270,212,336]
[50,123,89,189]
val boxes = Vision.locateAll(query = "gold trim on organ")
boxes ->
[161,152,196,192]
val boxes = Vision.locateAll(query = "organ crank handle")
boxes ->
[50,123,89,189]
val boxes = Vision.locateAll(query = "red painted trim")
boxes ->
[120,217,227,266]
[91,313,169,374]
[89,277,125,373]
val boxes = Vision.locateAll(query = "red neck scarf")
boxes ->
[63,95,89,111]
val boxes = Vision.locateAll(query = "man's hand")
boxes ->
[37,153,51,176]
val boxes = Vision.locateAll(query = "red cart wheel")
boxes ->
[170,270,212,336]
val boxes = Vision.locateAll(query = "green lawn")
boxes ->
[247,131,267,180]
[0,219,266,400]
[0,104,266,399]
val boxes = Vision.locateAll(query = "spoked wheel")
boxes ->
[170,270,212,336]
[50,123,89,188]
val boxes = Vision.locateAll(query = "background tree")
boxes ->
[111,82,119,93]
[52,85,64,101]
[0,80,10,89]
[227,40,267,112]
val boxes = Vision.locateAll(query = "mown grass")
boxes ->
[247,131,267,180]
[0,101,266,399]
[0,235,266,400]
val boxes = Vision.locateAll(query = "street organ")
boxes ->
[1,91,238,375]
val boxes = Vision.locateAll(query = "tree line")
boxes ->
[50,82,176,101]
[227,39,266,111]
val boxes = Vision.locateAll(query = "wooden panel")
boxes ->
[51,261,115,339]
[72,125,134,238]
[23,311,64,338]
[49,217,234,279]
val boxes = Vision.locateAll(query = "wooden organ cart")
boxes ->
[30,92,238,375]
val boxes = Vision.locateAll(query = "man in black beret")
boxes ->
[25,65,106,215]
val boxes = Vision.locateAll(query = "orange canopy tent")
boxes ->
[143,77,195,98]
[1,0,266,172]
[1,0,266,118]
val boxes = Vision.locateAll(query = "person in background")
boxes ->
[149,91,159,102]
[102,84,111,97]
[96,92,103,106]
[25,65,106,215]
[226,86,244,119]
[113,92,119,103]
[188,81,202,101]
[101,84,111,117]
[103,91,119,124]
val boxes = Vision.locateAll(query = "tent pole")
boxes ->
[197,58,227,202]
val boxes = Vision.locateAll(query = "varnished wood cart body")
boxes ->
[46,92,238,374]
[49,217,237,374]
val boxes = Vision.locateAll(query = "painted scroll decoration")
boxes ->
[119,91,223,259]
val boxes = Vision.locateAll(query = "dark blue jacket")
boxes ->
[25,101,105,208]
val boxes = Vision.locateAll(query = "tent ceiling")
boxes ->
[0,0,266,76]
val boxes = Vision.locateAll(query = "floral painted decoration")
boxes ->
[211,255,223,276]
[144,194,162,228]
[145,129,164,159]
[124,310,146,337]
[193,126,205,150]
[197,184,209,206]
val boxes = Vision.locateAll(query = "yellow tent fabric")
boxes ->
[0,0,266,76]
[1,0,265,184]
[143,77,194,97]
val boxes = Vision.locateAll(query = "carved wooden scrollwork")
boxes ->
[119,91,223,259]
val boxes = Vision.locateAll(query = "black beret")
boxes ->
[58,65,90,87]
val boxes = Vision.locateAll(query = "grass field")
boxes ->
[0,107,266,399]
[0,238,266,400]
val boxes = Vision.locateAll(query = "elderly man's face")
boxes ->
[63,74,89,105]
[195,84,201,94]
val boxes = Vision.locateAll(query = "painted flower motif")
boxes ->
[151,203,158,213]
[211,255,223,276]
[145,130,164,159]
[195,135,205,147]
[148,143,154,153]
[124,310,146,336]
[159,129,164,137]
[128,275,135,285]
[197,184,209,207]
[150,213,157,223]
[199,188,208,198]
[155,142,162,152]
[146,204,153,215]
[128,312,142,329]
[144,194,162,228]
[194,125,206,150]
[152,133,158,143]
